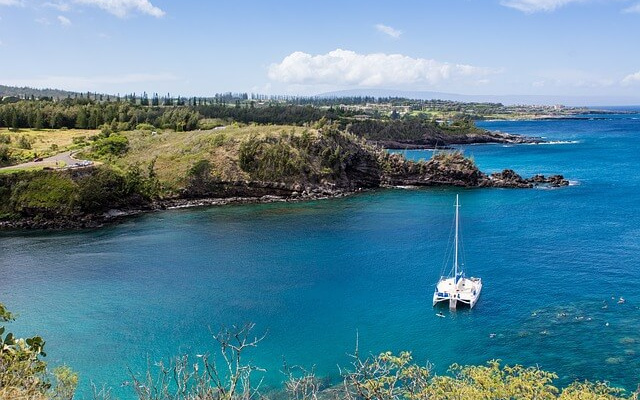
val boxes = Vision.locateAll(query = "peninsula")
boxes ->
[0,92,569,229]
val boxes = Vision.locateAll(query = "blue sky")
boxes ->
[1,0,639,102]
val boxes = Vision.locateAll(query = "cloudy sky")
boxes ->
[1,0,639,102]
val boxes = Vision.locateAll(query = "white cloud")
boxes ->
[375,23,402,39]
[73,0,165,18]
[622,71,640,85]
[0,0,23,6]
[268,49,496,88]
[57,14,71,25]
[500,0,585,13]
[623,2,640,13]
[43,1,70,11]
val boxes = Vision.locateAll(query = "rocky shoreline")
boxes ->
[0,128,569,231]
[0,169,568,230]
[372,130,541,149]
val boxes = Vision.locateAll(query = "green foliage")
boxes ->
[76,167,127,212]
[0,304,14,322]
[0,134,10,144]
[0,144,13,165]
[0,303,79,400]
[76,164,159,212]
[211,132,226,147]
[50,365,78,400]
[343,353,635,400]
[197,118,226,130]
[0,165,160,220]
[92,134,129,157]
[71,136,86,145]
[17,135,32,150]
[9,172,77,215]
[123,161,160,199]
[238,134,303,181]
[188,159,213,181]
[0,303,49,398]
[135,123,155,131]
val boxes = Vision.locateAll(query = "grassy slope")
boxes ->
[113,125,317,193]
[0,128,98,162]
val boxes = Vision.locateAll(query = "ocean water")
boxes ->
[2,114,640,398]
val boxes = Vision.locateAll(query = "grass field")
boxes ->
[2,125,316,192]
[109,124,313,192]
[0,128,99,162]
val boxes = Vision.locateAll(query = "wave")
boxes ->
[527,140,580,145]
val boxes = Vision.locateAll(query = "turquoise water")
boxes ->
[2,114,640,398]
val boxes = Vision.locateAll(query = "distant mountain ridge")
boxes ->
[316,89,640,107]
[0,84,87,99]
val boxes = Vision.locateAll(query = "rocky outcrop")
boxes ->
[0,132,568,230]
[379,152,568,189]
[484,170,569,188]
[372,130,541,149]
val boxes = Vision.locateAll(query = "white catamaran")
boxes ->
[433,194,482,310]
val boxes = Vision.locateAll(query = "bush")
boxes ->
[0,144,12,164]
[76,167,128,212]
[0,303,49,398]
[197,118,225,130]
[72,136,86,145]
[0,303,78,400]
[17,135,32,150]
[135,123,155,131]
[0,134,10,144]
[9,172,77,215]
[92,134,129,157]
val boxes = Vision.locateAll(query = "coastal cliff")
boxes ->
[347,119,540,149]
[0,125,567,229]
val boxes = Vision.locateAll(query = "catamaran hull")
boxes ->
[432,277,482,309]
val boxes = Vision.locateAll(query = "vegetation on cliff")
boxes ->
[0,96,532,154]
[0,121,567,227]
[0,165,158,224]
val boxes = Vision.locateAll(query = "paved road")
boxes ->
[0,151,93,171]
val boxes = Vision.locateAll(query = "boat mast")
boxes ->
[454,194,459,282]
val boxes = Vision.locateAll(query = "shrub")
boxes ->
[9,172,77,215]
[0,303,49,398]
[0,145,12,164]
[17,135,32,150]
[92,134,129,157]
[76,167,128,212]
[0,134,10,144]
[0,303,78,400]
[197,118,225,130]
[135,123,155,131]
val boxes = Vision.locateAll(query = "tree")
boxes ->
[76,107,88,129]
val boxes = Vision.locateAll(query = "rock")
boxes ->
[486,169,532,188]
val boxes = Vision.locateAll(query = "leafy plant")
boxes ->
[92,134,129,157]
